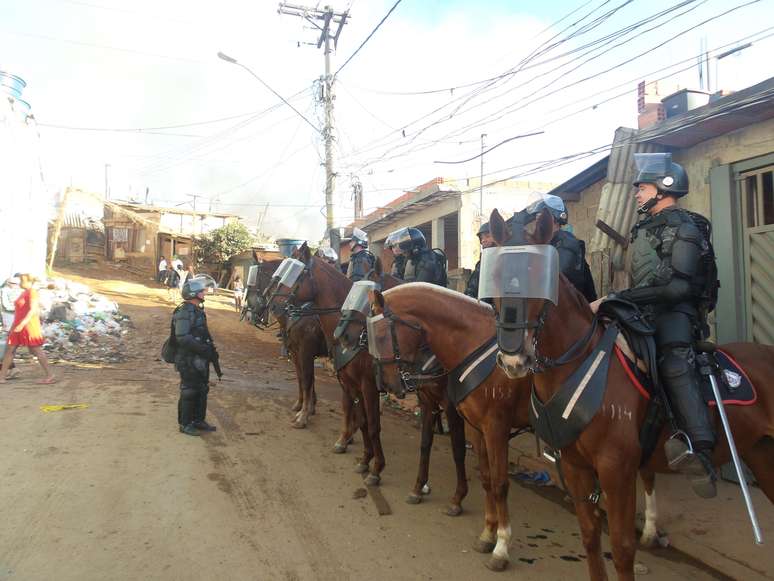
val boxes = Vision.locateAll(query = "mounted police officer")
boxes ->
[514,194,597,303]
[594,152,718,498]
[388,227,446,286]
[173,277,221,436]
[465,222,495,299]
[385,231,406,279]
[346,228,375,282]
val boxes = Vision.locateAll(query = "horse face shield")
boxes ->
[366,313,409,398]
[479,245,559,375]
[335,281,377,348]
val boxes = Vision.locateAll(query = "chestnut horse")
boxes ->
[271,244,469,514]
[368,283,661,571]
[490,208,774,580]
[243,257,328,430]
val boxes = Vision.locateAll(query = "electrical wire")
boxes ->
[334,0,403,77]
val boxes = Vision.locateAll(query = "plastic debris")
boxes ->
[510,469,553,487]
[34,277,131,364]
[40,403,90,413]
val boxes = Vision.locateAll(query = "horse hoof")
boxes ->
[445,504,462,517]
[473,539,496,554]
[406,493,422,505]
[364,474,381,487]
[485,556,509,572]
[354,463,369,474]
[291,419,307,429]
[639,532,658,549]
[291,401,302,412]
[332,442,348,454]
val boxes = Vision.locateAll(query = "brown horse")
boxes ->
[368,283,532,570]
[273,244,469,514]
[368,283,662,571]
[489,208,774,580]
[243,257,329,431]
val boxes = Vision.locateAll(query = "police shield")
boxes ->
[478,245,559,303]
[278,259,305,288]
[341,280,377,315]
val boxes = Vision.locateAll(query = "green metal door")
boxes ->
[740,166,774,344]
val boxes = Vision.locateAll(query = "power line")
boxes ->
[334,0,403,77]
[433,131,545,164]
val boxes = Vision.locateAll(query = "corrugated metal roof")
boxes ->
[359,184,461,233]
[589,127,663,268]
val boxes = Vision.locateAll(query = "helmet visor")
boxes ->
[478,245,559,303]
[634,152,671,175]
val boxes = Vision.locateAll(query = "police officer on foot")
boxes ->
[591,153,718,498]
[174,277,222,436]
[465,222,495,298]
[346,228,375,281]
[515,194,597,302]
[388,227,445,285]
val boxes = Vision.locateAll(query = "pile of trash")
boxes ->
[37,278,131,363]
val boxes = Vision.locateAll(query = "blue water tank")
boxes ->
[0,71,26,99]
[276,238,306,257]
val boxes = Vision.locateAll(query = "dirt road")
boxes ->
[0,265,732,580]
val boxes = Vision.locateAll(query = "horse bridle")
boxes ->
[371,306,446,393]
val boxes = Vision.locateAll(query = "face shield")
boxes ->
[634,152,671,176]
[271,259,293,280]
[366,314,393,360]
[480,245,559,355]
[278,258,306,289]
[334,281,377,343]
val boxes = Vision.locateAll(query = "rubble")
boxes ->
[37,278,132,364]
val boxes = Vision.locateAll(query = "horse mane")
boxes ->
[559,273,593,319]
[384,283,494,316]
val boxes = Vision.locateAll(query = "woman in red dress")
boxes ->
[0,274,54,384]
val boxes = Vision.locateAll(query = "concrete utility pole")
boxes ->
[351,174,363,221]
[278,2,348,237]
[479,133,487,217]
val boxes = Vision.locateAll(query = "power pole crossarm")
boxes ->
[279,2,348,237]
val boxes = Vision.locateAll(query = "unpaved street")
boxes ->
[0,266,730,580]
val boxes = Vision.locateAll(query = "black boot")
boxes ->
[193,420,217,432]
[179,423,200,436]
[664,435,717,498]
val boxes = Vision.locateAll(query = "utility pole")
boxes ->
[278,2,349,237]
[479,133,487,217]
[48,187,71,273]
[104,163,111,201]
[351,174,363,221]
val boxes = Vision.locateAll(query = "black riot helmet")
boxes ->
[388,227,427,255]
[477,222,490,238]
[350,227,369,250]
[633,152,689,197]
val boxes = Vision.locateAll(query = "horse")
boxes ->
[489,207,774,580]
[271,243,469,513]
[368,282,662,571]
[242,255,330,431]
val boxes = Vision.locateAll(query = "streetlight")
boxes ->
[216,51,319,133]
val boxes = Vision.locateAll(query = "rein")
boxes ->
[531,303,600,373]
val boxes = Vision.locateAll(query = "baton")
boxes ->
[707,371,763,544]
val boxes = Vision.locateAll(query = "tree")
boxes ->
[194,222,253,266]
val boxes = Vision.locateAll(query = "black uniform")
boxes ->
[552,230,597,303]
[390,255,406,279]
[346,249,376,281]
[464,259,481,298]
[173,301,216,428]
[617,206,715,450]
[404,248,442,285]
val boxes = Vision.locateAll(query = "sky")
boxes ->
[2,0,772,241]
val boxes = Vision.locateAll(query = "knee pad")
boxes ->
[180,385,200,401]
[659,352,692,383]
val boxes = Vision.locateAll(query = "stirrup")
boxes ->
[664,431,694,469]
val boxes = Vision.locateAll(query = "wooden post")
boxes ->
[47,187,71,274]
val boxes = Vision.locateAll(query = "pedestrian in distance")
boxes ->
[233,275,244,313]
[157,256,168,283]
[166,265,180,302]
[0,273,54,384]
[176,265,187,298]
[0,276,22,380]
[172,277,222,436]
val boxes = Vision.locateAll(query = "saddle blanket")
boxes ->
[616,347,757,407]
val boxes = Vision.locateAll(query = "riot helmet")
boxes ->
[522,194,568,225]
[317,246,338,263]
[477,222,490,238]
[633,152,688,197]
[182,277,208,300]
[388,227,427,255]
[350,227,368,250]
